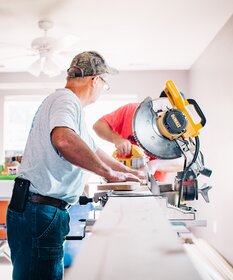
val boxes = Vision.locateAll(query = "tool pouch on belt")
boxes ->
[8,177,30,212]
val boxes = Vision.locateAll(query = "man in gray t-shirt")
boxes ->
[7,51,142,280]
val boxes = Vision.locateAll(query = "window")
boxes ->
[2,94,138,158]
[3,95,47,153]
[84,94,138,154]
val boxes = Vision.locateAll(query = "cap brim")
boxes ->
[106,66,119,75]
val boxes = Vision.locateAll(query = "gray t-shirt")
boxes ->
[18,88,97,204]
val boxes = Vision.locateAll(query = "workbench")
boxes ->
[66,186,201,280]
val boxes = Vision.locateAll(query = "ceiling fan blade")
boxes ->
[0,42,28,49]
[0,53,38,62]
[42,57,61,77]
[50,35,79,52]
[28,59,42,77]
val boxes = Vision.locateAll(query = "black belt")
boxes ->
[30,193,71,210]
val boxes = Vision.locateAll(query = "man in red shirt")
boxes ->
[93,102,169,181]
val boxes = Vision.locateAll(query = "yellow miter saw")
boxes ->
[112,144,147,169]
[133,80,212,209]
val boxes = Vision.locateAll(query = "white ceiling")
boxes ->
[0,0,233,74]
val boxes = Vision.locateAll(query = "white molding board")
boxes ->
[66,195,201,280]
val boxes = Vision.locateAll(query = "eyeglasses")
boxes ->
[99,76,110,91]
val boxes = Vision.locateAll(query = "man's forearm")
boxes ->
[147,158,184,173]
[93,120,132,156]
[51,127,112,178]
[93,120,121,144]
[96,147,129,172]
[51,127,141,183]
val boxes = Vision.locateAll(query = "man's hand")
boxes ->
[114,138,132,156]
[128,168,146,179]
[105,170,141,183]
[147,158,184,173]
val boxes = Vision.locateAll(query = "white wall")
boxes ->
[189,15,233,265]
[0,95,4,163]
[0,70,188,164]
[109,70,189,100]
[0,70,189,98]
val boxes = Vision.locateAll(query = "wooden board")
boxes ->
[97,181,140,191]
[66,195,201,280]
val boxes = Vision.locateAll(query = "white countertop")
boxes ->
[0,180,14,200]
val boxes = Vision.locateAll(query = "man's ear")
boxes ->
[91,76,99,88]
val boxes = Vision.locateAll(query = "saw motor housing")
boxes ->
[157,109,188,140]
[162,80,206,139]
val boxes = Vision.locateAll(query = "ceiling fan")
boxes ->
[27,20,79,77]
[0,20,79,77]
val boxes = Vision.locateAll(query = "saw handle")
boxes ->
[164,80,206,137]
[187,99,206,127]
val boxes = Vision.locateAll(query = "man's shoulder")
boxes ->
[48,89,80,105]
[122,102,139,109]
[100,102,139,121]
[115,102,139,114]
[54,88,76,99]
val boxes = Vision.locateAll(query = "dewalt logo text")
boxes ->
[171,114,181,128]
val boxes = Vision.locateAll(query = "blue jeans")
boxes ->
[7,196,70,280]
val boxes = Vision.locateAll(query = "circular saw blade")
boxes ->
[133,97,182,159]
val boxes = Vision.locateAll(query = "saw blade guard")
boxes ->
[133,97,182,159]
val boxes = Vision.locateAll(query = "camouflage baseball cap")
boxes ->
[67,51,117,78]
